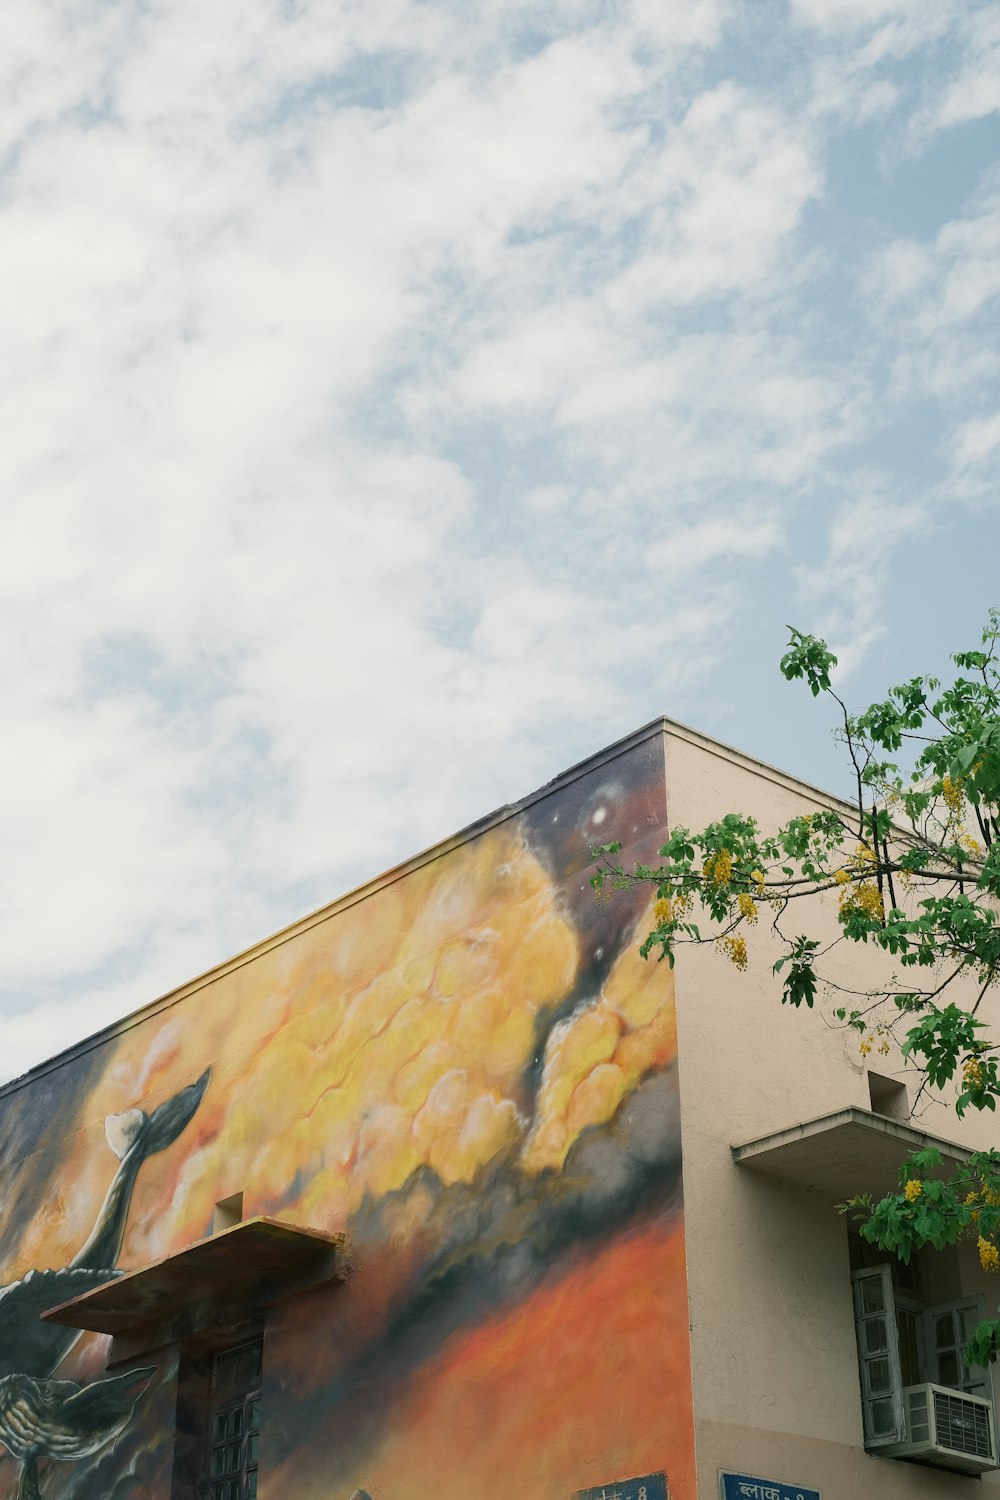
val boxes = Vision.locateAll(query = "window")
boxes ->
[852,1263,903,1444]
[207,1337,262,1500]
[849,1239,994,1451]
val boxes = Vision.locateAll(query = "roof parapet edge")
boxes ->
[1,715,852,1101]
[1,718,670,1098]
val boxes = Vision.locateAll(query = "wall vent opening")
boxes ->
[868,1072,908,1121]
[213,1192,244,1233]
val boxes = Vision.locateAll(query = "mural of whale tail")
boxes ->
[69,1067,213,1279]
[0,1066,215,1393]
[0,1068,212,1389]
[105,1067,212,1163]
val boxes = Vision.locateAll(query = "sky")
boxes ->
[0,0,998,1081]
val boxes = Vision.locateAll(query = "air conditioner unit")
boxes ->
[881,1383,999,1474]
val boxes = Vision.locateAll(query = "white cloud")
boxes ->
[791,0,956,54]
[605,84,823,313]
[916,6,1000,133]
[954,410,1000,469]
[794,492,933,677]
[808,66,899,124]
[793,0,1000,148]
[0,2,994,1081]
[644,514,784,573]
[868,193,1000,449]
[627,0,728,51]
[433,312,858,502]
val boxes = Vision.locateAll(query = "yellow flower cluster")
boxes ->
[653,890,695,927]
[964,1057,986,1090]
[703,848,733,887]
[840,880,884,922]
[958,831,984,858]
[859,1025,891,1059]
[853,843,878,869]
[964,1184,1000,1234]
[737,892,759,924]
[718,934,748,970]
[904,1178,923,1202]
[942,772,964,814]
[979,1236,1000,1273]
[750,868,766,895]
[833,868,850,885]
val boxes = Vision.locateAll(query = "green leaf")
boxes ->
[780,628,838,696]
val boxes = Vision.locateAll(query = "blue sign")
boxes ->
[720,1473,820,1500]
[574,1472,667,1500]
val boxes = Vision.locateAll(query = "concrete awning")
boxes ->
[41,1217,348,1336]
[732,1107,973,1201]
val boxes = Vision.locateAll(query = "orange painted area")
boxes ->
[358,1219,695,1500]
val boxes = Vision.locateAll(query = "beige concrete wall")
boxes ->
[662,724,1000,1498]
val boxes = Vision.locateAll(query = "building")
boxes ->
[0,719,998,1500]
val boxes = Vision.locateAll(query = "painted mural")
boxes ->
[0,1070,209,1498]
[0,732,695,1500]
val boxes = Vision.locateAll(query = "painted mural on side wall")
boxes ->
[0,1070,209,1499]
[0,733,695,1500]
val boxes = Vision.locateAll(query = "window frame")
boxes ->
[923,1294,994,1405]
[205,1335,263,1500]
[851,1262,998,1455]
[851,1264,906,1446]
